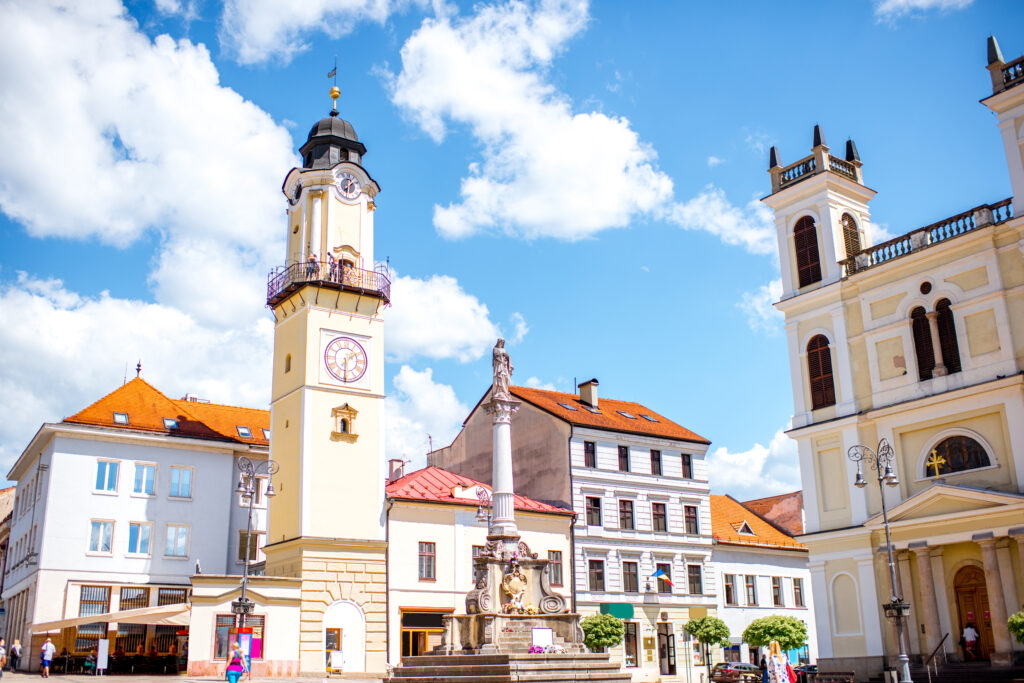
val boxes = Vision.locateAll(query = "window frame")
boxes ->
[585,496,602,527]
[650,449,662,476]
[618,499,635,530]
[588,559,605,592]
[793,577,805,608]
[935,299,961,375]
[772,576,784,607]
[807,335,837,410]
[651,502,668,532]
[88,519,115,555]
[624,622,639,667]
[547,550,563,587]
[745,575,758,605]
[164,524,191,559]
[793,215,822,288]
[617,445,630,472]
[681,453,693,479]
[168,465,194,499]
[683,505,699,535]
[841,213,861,257]
[656,562,673,594]
[94,460,120,494]
[911,306,936,380]
[127,521,153,557]
[724,573,737,605]
[687,564,703,595]
[238,529,265,563]
[132,462,158,497]
[621,560,639,593]
[583,441,596,468]
[418,541,436,581]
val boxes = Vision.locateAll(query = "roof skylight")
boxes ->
[617,410,637,419]
[737,521,756,536]
[163,418,179,430]
[262,428,271,440]
[584,406,601,414]
[557,402,578,411]
[113,412,129,425]
[640,414,658,422]
[237,426,252,438]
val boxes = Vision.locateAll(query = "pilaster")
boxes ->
[896,551,921,655]
[929,548,955,655]
[909,543,942,656]
[975,534,1013,665]
[808,562,833,659]
[857,556,884,656]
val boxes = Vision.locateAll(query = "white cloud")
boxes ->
[0,274,273,469]
[524,376,556,391]
[667,186,776,255]
[385,365,469,469]
[155,0,199,21]
[707,156,725,167]
[738,278,783,335]
[744,132,770,156]
[387,0,675,241]
[220,0,428,65]
[507,312,529,345]
[870,221,896,243]
[707,428,801,500]
[874,0,972,20]
[385,273,501,362]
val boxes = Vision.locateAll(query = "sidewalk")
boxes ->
[3,674,383,683]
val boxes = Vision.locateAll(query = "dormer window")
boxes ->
[237,426,252,439]
[163,418,179,430]
[737,521,755,536]
[113,412,129,425]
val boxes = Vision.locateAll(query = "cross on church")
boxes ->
[926,450,946,479]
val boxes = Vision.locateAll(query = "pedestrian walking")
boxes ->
[225,642,248,683]
[961,622,979,660]
[766,640,796,683]
[10,640,22,672]
[39,638,55,678]
[0,638,7,677]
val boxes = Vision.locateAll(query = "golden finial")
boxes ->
[926,449,946,479]
[330,86,340,112]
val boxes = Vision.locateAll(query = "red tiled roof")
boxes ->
[386,466,574,516]
[710,494,806,551]
[506,386,709,444]
[741,491,804,536]
[64,378,269,446]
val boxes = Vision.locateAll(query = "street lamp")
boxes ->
[848,439,912,683]
[233,456,279,628]
[475,486,493,528]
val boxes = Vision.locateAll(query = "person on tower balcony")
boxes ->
[306,253,319,280]
[328,253,337,282]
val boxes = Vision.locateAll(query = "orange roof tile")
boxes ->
[709,494,806,551]
[64,378,269,446]
[507,386,709,444]
[386,466,574,516]
[741,491,804,536]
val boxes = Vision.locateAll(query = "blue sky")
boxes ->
[1,0,1021,498]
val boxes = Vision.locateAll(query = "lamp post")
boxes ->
[233,456,279,628]
[848,439,912,683]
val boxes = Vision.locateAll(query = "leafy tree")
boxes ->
[742,615,808,653]
[580,613,625,652]
[685,616,730,682]
[1010,611,1024,644]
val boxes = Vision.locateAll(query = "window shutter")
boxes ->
[807,335,836,409]
[911,307,935,380]
[841,213,861,257]
[794,217,822,288]
[935,299,961,374]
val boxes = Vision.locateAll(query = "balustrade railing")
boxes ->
[842,198,1014,276]
[1003,56,1024,89]
[778,154,816,189]
[827,154,857,181]
[267,260,391,305]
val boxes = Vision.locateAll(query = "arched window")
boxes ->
[924,435,991,477]
[910,307,935,380]
[794,216,822,288]
[807,335,836,409]
[936,299,961,375]
[841,213,861,257]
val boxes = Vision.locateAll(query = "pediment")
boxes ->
[868,484,1024,526]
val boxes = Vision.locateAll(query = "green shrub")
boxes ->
[580,613,625,652]
[742,615,808,652]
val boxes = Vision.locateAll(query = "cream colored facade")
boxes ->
[767,38,1024,680]
[262,104,391,676]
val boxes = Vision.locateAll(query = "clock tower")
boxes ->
[263,88,390,676]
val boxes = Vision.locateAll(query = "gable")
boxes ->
[875,484,1024,526]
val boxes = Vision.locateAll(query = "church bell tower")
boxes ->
[263,87,390,675]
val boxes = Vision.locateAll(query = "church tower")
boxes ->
[263,88,390,675]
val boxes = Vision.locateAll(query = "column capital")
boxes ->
[972,531,997,548]
[908,541,930,555]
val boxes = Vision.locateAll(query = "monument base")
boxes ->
[439,613,584,654]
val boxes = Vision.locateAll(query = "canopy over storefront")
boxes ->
[31,603,190,633]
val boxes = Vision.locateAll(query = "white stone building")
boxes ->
[3,377,270,668]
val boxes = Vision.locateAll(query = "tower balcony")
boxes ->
[266,260,391,307]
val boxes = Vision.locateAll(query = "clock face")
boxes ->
[337,172,361,200]
[324,336,368,383]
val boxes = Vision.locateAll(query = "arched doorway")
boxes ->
[953,566,994,661]
[323,600,365,673]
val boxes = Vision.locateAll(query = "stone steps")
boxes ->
[388,653,631,683]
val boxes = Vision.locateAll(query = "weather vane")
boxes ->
[327,56,340,112]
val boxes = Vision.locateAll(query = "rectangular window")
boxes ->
[239,530,264,562]
[772,577,784,607]
[127,523,151,555]
[133,463,156,495]
[95,461,119,492]
[724,574,737,605]
[89,520,113,553]
[76,585,110,652]
[116,624,146,654]
[418,541,436,580]
[214,614,235,659]
[548,551,563,586]
[588,559,605,591]
[652,502,667,532]
[656,563,673,594]
[472,545,486,584]
[793,578,805,607]
[684,505,699,534]
[165,525,189,557]
[585,496,602,526]
[157,587,188,606]
[622,561,639,593]
[237,426,252,438]
[119,586,150,610]
[624,622,638,667]
[584,441,596,468]
[650,449,662,475]
[169,466,192,498]
[682,453,693,479]
[687,565,703,595]
[745,575,757,605]
[153,625,180,653]
[617,445,630,472]
[618,500,634,530]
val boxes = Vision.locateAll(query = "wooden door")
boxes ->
[954,566,994,660]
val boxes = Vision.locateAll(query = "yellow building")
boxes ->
[261,89,391,676]
[765,37,1024,680]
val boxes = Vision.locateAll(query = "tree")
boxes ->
[580,613,625,653]
[742,615,808,653]
[685,616,730,682]
[1010,611,1024,644]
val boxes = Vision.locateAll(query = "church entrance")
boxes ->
[953,566,995,661]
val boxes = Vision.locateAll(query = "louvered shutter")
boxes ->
[911,307,935,380]
[936,299,961,374]
[807,335,836,409]
[794,217,822,287]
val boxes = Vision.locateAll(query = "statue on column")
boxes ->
[492,338,513,400]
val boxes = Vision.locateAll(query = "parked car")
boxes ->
[793,663,817,683]
[711,661,762,682]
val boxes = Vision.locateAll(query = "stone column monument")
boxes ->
[484,338,520,544]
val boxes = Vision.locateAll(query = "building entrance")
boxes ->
[657,623,676,676]
[953,566,994,661]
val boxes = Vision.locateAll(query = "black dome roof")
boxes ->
[306,113,358,143]
[299,110,367,170]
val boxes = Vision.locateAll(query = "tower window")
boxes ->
[806,335,836,409]
[794,216,822,288]
[284,354,291,373]
[841,213,861,257]
[911,307,935,380]
[923,436,991,477]
[936,299,961,375]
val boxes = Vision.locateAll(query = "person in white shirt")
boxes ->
[961,623,979,660]
[40,638,56,678]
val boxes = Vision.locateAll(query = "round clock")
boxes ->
[337,172,361,200]
[324,336,368,383]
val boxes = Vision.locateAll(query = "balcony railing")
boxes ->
[778,154,816,190]
[841,198,1014,276]
[267,260,391,306]
[1002,55,1024,90]
[827,154,857,181]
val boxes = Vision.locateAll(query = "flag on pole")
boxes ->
[327,67,337,79]
[649,568,673,586]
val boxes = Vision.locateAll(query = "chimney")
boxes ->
[578,378,599,408]
[387,459,405,483]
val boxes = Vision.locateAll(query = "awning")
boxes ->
[31,603,190,633]
[599,602,634,619]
